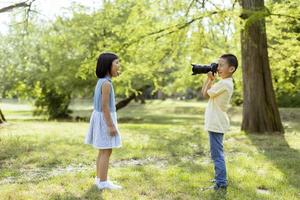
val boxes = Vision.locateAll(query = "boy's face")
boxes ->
[111,59,120,77]
[217,58,235,79]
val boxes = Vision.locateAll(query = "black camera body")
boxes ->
[191,63,218,75]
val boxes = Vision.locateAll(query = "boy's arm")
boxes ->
[201,72,215,99]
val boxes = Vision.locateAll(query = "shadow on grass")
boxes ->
[146,125,207,173]
[0,135,87,181]
[81,186,104,200]
[206,189,228,200]
[247,133,300,190]
[201,178,276,200]
[49,186,104,200]
[118,115,203,125]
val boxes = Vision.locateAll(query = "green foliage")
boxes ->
[0,0,299,118]
[266,0,300,106]
[33,83,72,119]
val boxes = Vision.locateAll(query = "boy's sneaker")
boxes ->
[200,184,227,192]
[213,184,227,191]
[203,184,227,191]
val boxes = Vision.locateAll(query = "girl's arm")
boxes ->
[102,81,117,136]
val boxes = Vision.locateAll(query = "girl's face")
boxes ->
[110,59,120,77]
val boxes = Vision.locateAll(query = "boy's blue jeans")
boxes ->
[209,131,227,187]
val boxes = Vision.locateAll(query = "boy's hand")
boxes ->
[207,72,215,81]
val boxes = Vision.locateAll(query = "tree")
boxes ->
[0,0,37,123]
[0,0,298,122]
[1,1,191,118]
[266,0,300,107]
[0,0,242,118]
[0,109,6,124]
[0,1,35,14]
[0,105,6,123]
[239,0,284,133]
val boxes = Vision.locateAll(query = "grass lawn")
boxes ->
[0,100,299,200]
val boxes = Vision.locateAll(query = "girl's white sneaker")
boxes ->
[95,177,100,185]
[95,178,122,190]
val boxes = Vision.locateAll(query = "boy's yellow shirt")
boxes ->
[204,77,234,133]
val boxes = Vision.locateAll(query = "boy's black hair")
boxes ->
[96,52,118,78]
[220,54,238,72]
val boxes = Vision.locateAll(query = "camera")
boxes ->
[191,63,218,75]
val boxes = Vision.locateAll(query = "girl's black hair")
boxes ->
[96,52,118,78]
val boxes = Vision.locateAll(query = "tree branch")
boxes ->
[0,1,37,34]
[270,13,300,21]
[0,1,31,13]
[116,85,151,110]
[0,108,6,123]
[154,11,219,41]
[24,0,36,30]
[185,0,196,17]
[121,10,222,50]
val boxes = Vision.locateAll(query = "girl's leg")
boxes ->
[96,150,101,179]
[97,149,112,181]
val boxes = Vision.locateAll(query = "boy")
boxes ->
[201,54,238,190]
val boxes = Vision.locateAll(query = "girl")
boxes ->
[85,52,122,190]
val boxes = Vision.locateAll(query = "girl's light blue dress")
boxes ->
[84,77,122,149]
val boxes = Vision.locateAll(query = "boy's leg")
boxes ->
[209,131,227,187]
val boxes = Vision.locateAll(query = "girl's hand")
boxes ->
[108,125,118,136]
[207,72,215,81]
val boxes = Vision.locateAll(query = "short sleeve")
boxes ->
[207,81,228,98]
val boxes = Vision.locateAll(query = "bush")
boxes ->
[34,86,72,119]
[277,92,300,107]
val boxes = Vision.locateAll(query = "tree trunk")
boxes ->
[116,93,137,111]
[240,0,284,133]
[0,108,6,124]
[116,85,150,111]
